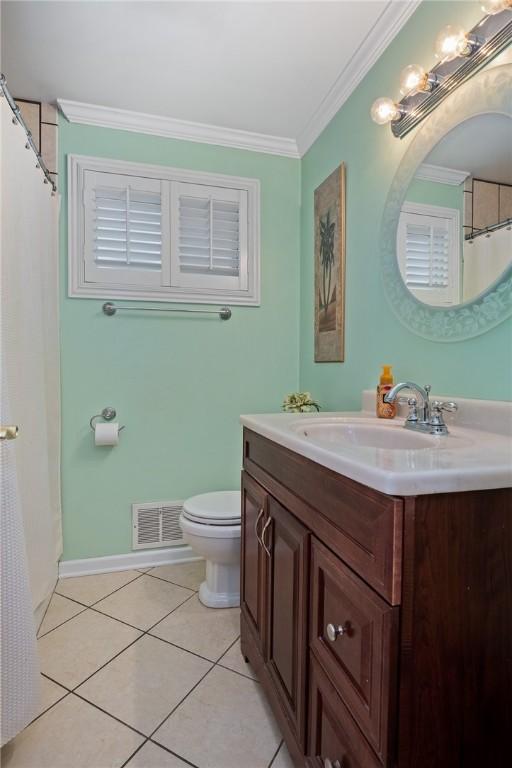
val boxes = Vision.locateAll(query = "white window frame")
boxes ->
[398,201,461,307]
[68,154,260,305]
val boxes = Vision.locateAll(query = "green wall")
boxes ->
[60,0,512,562]
[59,121,300,560]
[299,0,512,411]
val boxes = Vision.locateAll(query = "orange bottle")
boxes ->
[376,365,396,419]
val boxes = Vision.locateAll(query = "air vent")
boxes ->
[132,501,185,550]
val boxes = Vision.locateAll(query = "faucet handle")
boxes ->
[432,400,458,413]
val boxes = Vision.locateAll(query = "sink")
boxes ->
[291,418,440,451]
[240,399,512,496]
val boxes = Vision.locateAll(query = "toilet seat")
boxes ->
[182,490,241,527]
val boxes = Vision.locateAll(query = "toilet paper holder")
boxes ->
[89,407,125,432]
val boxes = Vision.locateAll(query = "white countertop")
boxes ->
[240,393,512,496]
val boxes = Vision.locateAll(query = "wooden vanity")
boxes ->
[240,428,512,768]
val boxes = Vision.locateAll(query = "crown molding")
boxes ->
[296,0,422,155]
[58,99,300,159]
[415,163,471,185]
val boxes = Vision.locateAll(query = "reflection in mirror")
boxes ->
[397,113,512,307]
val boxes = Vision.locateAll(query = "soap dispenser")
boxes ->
[376,365,397,419]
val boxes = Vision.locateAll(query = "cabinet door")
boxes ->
[310,538,398,763]
[241,471,268,656]
[308,655,381,768]
[265,496,309,746]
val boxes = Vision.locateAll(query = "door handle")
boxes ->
[0,425,19,440]
[254,507,264,546]
[261,516,272,557]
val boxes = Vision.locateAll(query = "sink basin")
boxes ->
[291,419,439,451]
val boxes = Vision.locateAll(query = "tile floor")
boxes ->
[1,561,294,768]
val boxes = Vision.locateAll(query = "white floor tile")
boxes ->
[76,634,211,735]
[1,694,143,768]
[56,570,141,605]
[36,677,68,719]
[153,665,281,768]
[218,638,257,680]
[38,609,141,689]
[272,741,295,768]
[37,594,85,637]
[150,594,239,661]
[125,740,193,767]
[148,560,205,590]
[94,575,194,631]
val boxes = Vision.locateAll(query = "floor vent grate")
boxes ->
[132,501,185,550]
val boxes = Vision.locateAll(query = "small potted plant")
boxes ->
[282,392,320,413]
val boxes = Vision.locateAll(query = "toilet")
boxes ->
[180,490,241,608]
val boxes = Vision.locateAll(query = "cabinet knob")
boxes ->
[326,623,347,642]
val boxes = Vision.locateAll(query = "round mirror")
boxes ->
[381,62,512,341]
[397,113,512,308]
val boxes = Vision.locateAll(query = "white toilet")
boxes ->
[180,490,241,608]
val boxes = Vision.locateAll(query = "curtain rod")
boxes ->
[0,73,57,194]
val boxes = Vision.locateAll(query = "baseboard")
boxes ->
[58,546,201,578]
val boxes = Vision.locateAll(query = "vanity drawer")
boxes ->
[243,429,403,604]
[310,538,398,764]
[307,654,382,768]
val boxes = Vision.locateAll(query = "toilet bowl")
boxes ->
[180,490,241,608]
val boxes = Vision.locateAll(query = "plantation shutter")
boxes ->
[83,170,167,287]
[170,181,248,293]
[398,207,460,306]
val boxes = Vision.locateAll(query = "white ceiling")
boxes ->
[1,1,417,153]
[426,114,512,185]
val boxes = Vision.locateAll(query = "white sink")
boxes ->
[290,417,472,451]
[241,396,512,496]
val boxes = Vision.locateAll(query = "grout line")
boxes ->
[142,569,201,591]
[37,604,88,639]
[54,571,144,609]
[147,739,201,768]
[90,587,196,635]
[119,739,149,768]
[149,663,216,740]
[71,691,147,738]
[26,690,71,728]
[267,740,284,767]
[36,575,59,636]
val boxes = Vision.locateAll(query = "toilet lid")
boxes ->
[183,490,241,526]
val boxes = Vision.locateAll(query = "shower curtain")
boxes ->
[1,97,62,743]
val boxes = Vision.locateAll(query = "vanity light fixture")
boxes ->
[482,0,512,15]
[434,25,482,62]
[371,6,512,137]
[399,64,440,96]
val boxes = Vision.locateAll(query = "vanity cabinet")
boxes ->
[240,428,512,768]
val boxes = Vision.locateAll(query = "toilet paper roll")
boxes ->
[94,422,120,446]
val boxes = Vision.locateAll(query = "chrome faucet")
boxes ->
[384,381,457,436]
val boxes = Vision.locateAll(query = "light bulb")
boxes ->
[399,64,428,96]
[481,0,511,14]
[434,25,471,61]
[370,97,401,125]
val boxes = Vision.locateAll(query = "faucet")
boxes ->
[384,382,457,435]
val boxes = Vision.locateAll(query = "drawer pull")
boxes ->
[254,507,264,546]
[261,516,272,557]
[326,623,348,642]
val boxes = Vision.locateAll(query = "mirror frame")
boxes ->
[381,63,512,342]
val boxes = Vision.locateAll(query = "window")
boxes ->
[397,202,460,306]
[68,155,260,305]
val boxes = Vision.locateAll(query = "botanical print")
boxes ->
[314,164,346,361]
